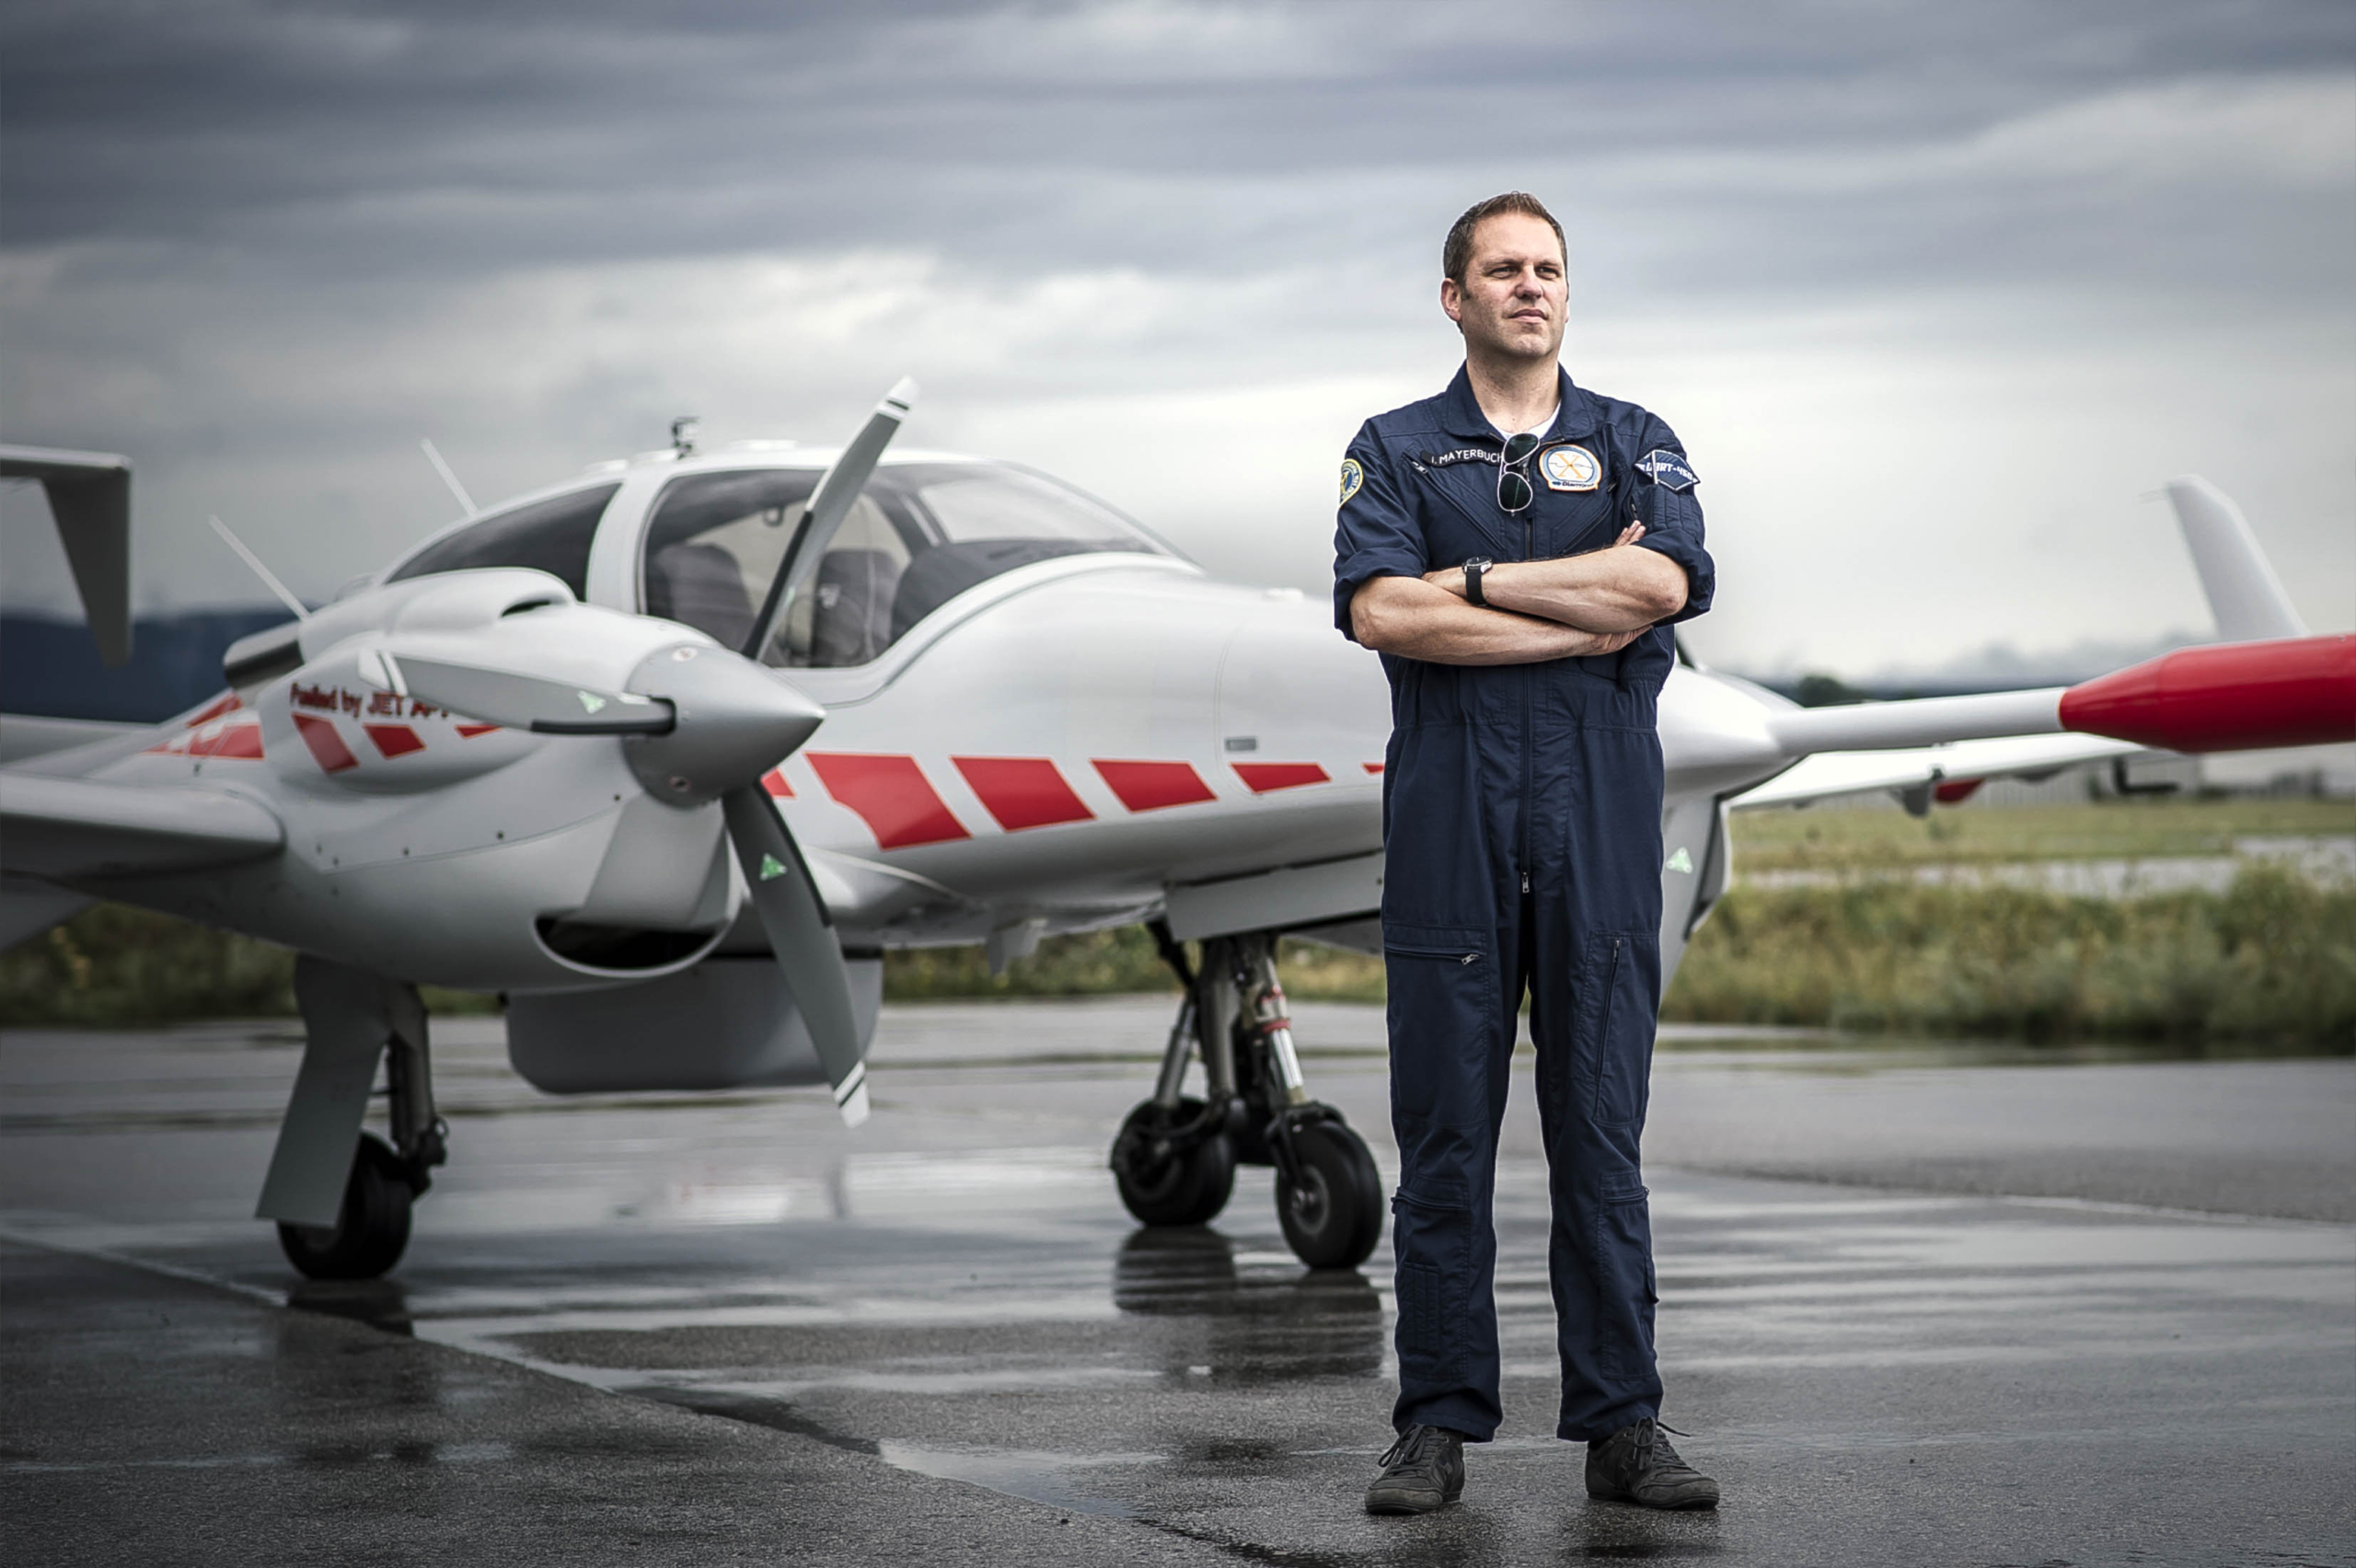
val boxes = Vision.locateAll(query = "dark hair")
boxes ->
[1442,192,1566,284]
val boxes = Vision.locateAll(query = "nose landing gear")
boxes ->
[1109,927,1382,1270]
[260,957,449,1281]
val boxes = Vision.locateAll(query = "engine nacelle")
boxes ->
[505,953,883,1093]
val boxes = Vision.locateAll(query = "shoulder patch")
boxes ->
[1634,448,1697,492]
[1541,444,1600,491]
[1338,457,1364,505]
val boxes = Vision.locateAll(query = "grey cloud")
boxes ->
[3,1,2350,667]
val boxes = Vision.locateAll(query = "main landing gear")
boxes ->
[1110,928,1383,1269]
[260,957,448,1281]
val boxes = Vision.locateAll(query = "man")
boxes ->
[1334,192,1719,1515]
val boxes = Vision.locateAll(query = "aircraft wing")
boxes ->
[1733,731,2141,812]
[0,771,284,880]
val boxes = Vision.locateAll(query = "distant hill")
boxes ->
[2,607,297,723]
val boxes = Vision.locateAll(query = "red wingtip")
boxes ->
[2060,634,2356,754]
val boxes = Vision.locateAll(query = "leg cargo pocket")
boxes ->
[1392,1189,1471,1389]
[1575,931,1660,1129]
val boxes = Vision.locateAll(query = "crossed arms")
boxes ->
[1347,524,1690,665]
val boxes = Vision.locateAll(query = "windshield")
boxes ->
[640,461,1168,667]
[387,483,619,600]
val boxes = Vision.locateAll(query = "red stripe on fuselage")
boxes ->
[953,756,1094,831]
[1091,759,1217,812]
[761,767,794,798]
[1233,762,1330,793]
[293,714,359,773]
[191,722,265,760]
[456,723,501,738]
[364,724,426,759]
[808,754,970,848]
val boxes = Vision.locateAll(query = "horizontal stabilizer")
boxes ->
[0,444,133,667]
[0,772,283,879]
[2165,477,2305,643]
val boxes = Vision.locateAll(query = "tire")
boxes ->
[1111,1098,1237,1227]
[1276,1117,1383,1269]
[277,1133,415,1280]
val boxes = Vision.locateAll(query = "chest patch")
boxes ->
[1541,444,1600,491]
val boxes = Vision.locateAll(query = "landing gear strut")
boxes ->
[260,957,448,1281]
[1110,926,1382,1269]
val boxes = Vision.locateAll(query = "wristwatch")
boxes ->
[1461,557,1493,607]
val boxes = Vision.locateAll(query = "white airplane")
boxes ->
[3,387,2348,1281]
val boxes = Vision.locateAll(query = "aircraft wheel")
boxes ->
[277,1133,415,1280]
[1112,1098,1236,1227]
[1277,1118,1383,1269]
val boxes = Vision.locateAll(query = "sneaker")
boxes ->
[1585,1418,1720,1510]
[1363,1424,1466,1515]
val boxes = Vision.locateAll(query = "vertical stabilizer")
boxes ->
[1,444,133,667]
[2164,476,2306,643]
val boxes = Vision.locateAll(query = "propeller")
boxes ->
[352,379,923,1124]
[365,650,672,734]
[741,376,917,660]
[366,638,867,1123]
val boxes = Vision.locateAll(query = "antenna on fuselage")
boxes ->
[417,432,476,513]
[206,514,309,622]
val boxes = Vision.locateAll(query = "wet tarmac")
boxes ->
[4,999,2351,1566]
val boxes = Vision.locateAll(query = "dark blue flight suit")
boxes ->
[1333,364,1714,1444]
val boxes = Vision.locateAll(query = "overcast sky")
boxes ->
[4,0,2350,677]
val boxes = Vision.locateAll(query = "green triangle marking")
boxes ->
[757,852,788,882]
[1664,847,1694,874]
[577,691,606,713]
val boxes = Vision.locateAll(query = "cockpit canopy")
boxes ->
[381,458,1174,670]
[641,460,1172,667]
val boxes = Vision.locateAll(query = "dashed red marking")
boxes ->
[293,714,358,774]
[1233,762,1330,793]
[185,692,242,727]
[808,753,969,848]
[761,767,794,799]
[953,756,1094,832]
[1363,762,1384,774]
[456,723,501,739]
[191,722,265,760]
[364,724,426,759]
[1091,759,1217,813]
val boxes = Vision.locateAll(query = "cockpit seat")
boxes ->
[811,548,902,667]
[648,541,756,651]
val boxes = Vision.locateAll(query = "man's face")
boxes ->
[1441,213,1567,363]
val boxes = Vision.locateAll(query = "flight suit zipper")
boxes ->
[1520,510,1534,898]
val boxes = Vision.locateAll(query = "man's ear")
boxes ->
[1440,276,1463,325]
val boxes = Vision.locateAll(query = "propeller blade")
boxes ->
[741,376,917,660]
[372,651,674,735]
[721,785,871,1126]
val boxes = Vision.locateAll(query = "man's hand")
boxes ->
[1422,522,1685,634]
[1351,575,1646,666]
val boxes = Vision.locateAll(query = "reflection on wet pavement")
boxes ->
[5,1001,2352,1565]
